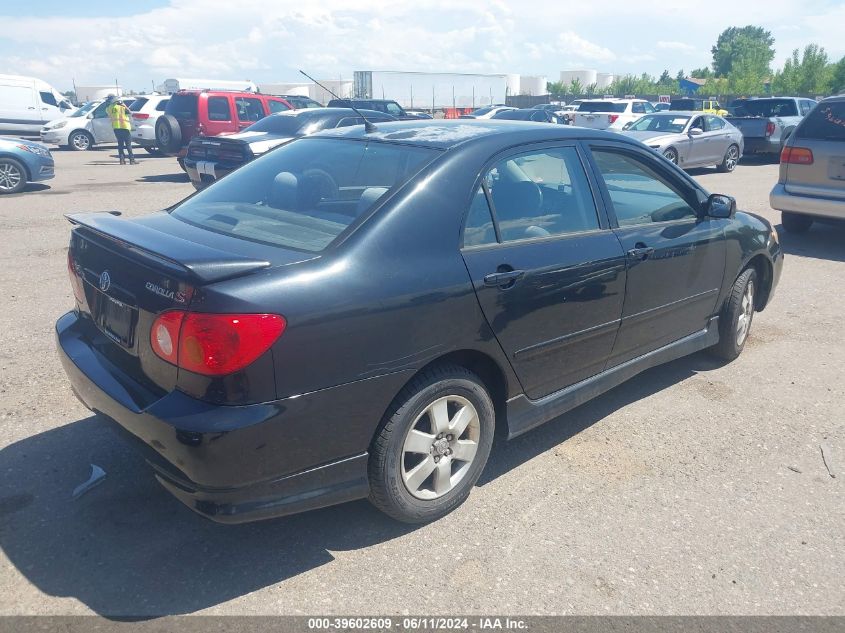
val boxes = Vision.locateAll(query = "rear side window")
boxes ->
[796,101,845,141]
[156,99,169,112]
[706,116,726,131]
[39,91,58,106]
[236,97,265,121]
[591,149,698,226]
[167,93,198,119]
[129,97,148,112]
[170,139,439,252]
[799,100,813,116]
[207,96,231,121]
[463,187,497,247]
[268,99,291,113]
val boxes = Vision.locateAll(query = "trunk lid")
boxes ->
[724,117,769,138]
[66,211,316,396]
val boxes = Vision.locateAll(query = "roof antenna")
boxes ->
[299,69,378,133]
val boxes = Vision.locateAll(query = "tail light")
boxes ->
[151,311,285,376]
[608,114,620,124]
[765,121,776,137]
[132,113,150,120]
[780,146,813,165]
[67,251,86,305]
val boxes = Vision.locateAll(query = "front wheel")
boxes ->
[67,130,93,151]
[717,144,740,172]
[368,365,495,523]
[0,157,27,194]
[662,147,678,165]
[710,267,757,361]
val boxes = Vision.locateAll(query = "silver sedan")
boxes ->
[620,111,744,172]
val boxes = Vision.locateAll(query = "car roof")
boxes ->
[269,107,387,118]
[313,119,631,150]
[651,111,704,117]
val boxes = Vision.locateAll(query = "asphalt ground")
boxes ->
[0,145,842,617]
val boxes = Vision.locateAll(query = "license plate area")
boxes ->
[828,156,845,181]
[196,160,217,179]
[94,292,137,348]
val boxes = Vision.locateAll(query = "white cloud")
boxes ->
[556,31,617,63]
[656,41,697,53]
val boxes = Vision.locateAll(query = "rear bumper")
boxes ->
[56,311,384,523]
[769,183,845,220]
[183,157,236,187]
[743,137,779,154]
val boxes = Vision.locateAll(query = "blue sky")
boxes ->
[2,0,844,92]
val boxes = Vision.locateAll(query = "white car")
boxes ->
[40,97,136,151]
[572,99,656,130]
[129,94,170,155]
[459,106,516,119]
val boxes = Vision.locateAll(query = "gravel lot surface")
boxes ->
[0,145,842,617]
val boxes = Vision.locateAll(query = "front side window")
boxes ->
[706,116,725,131]
[207,97,231,121]
[476,147,600,243]
[643,102,656,113]
[92,102,109,118]
[268,99,291,114]
[689,116,704,131]
[632,102,646,114]
[170,139,439,252]
[629,115,690,133]
[591,149,698,226]
[386,102,403,115]
[39,91,58,107]
[236,97,265,122]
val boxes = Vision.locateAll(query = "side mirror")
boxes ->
[87,112,94,119]
[689,127,704,136]
[704,193,736,219]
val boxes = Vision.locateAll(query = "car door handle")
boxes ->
[483,270,525,287]
[627,245,655,261]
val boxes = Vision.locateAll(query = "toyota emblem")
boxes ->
[99,270,111,292]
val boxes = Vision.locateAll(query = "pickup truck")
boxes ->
[724,97,817,156]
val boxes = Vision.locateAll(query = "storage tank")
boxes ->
[596,73,614,89]
[505,74,521,99]
[560,70,597,87]
[520,75,547,95]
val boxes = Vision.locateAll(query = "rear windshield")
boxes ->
[733,99,798,117]
[129,98,148,111]
[796,101,845,141]
[670,99,700,110]
[167,93,199,119]
[578,101,627,113]
[170,138,440,252]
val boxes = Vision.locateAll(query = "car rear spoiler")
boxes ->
[66,212,271,284]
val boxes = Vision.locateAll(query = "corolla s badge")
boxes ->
[99,270,111,292]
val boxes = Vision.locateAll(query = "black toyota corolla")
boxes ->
[57,120,783,524]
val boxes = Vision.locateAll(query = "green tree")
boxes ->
[772,45,833,95]
[691,67,714,79]
[546,81,567,97]
[584,83,598,96]
[711,26,775,77]
[675,69,685,82]
[568,78,584,96]
[831,56,845,94]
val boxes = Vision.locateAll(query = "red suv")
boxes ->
[155,90,293,158]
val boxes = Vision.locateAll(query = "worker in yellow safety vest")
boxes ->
[105,95,136,165]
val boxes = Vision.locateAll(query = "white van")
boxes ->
[0,75,76,134]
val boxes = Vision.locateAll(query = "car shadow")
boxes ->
[0,416,416,618]
[0,350,722,617]
[778,219,845,263]
[3,183,51,196]
[479,350,723,484]
[137,173,190,184]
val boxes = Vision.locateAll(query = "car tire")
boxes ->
[67,130,93,151]
[710,267,757,361]
[368,364,495,523]
[662,147,678,165]
[155,115,182,155]
[0,157,27,194]
[781,211,813,234]
[717,144,740,172]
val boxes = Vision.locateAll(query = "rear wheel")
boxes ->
[710,268,757,361]
[68,130,93,151]
[0,157,27,194]
[662,147,678,165]
[717,144,740,172]
[155,115,182,155]
[781,211,813,234]
[368,365,495,523]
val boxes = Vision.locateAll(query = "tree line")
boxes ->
[546,26,845,98]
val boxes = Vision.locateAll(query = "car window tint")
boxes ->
[463,187,497,247]
[207,96,231,121]
[268,100,291,114]
[39,91,58,107]
[632,102,645,114]
[485,147,599,242]
[643,102,656,113]
[706,116,725,131]
[236,97,264,121]
[92,102,109,118]
[690,116,704,131]
[129,98,148,111]
[171,139,439,252]
[800,101,812,116]
[796,101,845,140]
[591,149,698,226]
[156,99,169,112]
[386,102,403,115]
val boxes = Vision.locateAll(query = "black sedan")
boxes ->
[492,108,561,124]
[184,108,395,189]
[58,120,783,524]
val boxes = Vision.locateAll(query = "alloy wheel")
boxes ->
[0,162,22,192]
[725,146,739,171]
[401,395,480,500]
[736,279,754,345]
[663,148,678,164]
[71,133,90,150]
